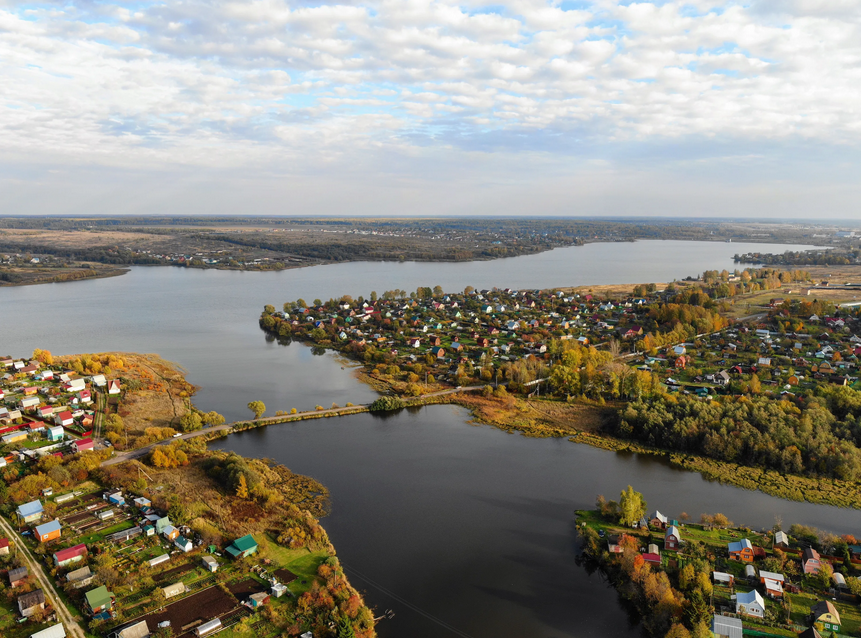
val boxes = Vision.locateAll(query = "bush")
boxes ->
[369,396,407,412]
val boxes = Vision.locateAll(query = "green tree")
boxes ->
[247,401,266,419]
[618,485,647,527]
[179,412,203,432]
[337,616,356,638]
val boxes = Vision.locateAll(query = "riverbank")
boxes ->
[0,263,129,287]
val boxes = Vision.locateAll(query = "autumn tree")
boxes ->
[236,474,249,499]
[247,401,266,419]
[619,485,647,527]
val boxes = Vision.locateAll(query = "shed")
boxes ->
[774,530,789,547]
[195,619,222,637]
[133,497,151,510]
[711,615,743,638]
[201,556,218,572]
[271,582,288,598]
[148,554,170,568]
[0,537,8,555]
[106,491,125,506]
[249,591,270,608]
[162,582,186,599]
[29,623,67,638]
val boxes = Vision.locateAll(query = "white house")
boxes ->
[735,590,765,618]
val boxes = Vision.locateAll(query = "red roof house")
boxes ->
[72,438,95,453]
[54,543,88,567]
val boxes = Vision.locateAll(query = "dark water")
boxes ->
[210,405,861,638]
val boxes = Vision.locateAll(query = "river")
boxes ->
[1,239,840,637]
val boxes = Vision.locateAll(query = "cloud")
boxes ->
[0,0,859,216]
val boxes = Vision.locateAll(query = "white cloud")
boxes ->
[0,0,859,216]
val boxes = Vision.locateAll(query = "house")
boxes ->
[17,500,44,524]
[106,491,125,506]
[664,525,680,551]
[735,589,765,618]
[47,426,64,442]
[133,496,151,509]
[715,370,731,385]
[66,566,95,589]
[54,543,87,567]
[763,577,783,598]
[728,538,754,562]
[84,585,115,615]
[774,530,789,547]
[18,589,46,617]
[248,592,270,608]
[0,537,9,555]
[271,582,288,598]
[108,380,121,395]
[174,536,193,552]
[225,534,258,559]
[162,525,179,541]
[54,411,74,427]
[607,534,623,554]
[20,395,40,409]
[91,374,107,387]
[202,555,218,572]
[810,600,841,633]
[430,346,445,359]
[72,438,94,453]
[649,511,668,529]
[9,566,29,587]
[711,615,743,638]
[802,548,822,574]
[77,390,92,404]
[39,405,55,419]
[162,582,186,599]
[29,623,67,638]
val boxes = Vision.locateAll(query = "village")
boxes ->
[261,272,861,401]
[578,493,861,638]
[0,353,375,638]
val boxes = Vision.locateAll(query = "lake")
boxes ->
[0,239,837,638]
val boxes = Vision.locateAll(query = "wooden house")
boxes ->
[802,548,822,574]
[664,525,680,551]
[728,538,754,562]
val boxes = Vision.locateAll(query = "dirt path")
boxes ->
[0,514,87,638]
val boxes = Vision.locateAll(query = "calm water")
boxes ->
[210,405,861,638]
[0,239,837,638]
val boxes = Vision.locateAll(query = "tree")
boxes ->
[32,348,53,365]
[179,412,203,432]
[236,474,249,499]
[618,485,647,527]
[247,401,266,419]
[337,616,357,638]
[202,411,225,426]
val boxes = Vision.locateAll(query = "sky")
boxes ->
[1,0,860,218]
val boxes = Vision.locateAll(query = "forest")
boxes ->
[614,385,861,481]
[734,249,860,266]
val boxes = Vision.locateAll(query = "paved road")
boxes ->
[0,514,87,638]
[101,385,484,467]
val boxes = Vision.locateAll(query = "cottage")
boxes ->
[664,525,680,551]
[47,426,64,442]
[35,519,62,542]
[17,500,43,524]
[66,565,95,589]
[226,534,258,559]
[154,516,172,534]
[72,438,94,453]
[763,577,783,598]
[84,585,115,615]
[162,525,179,540]
[711,616,743,638]
[29,623,67,638]
[106,491,125,506]
[91,374,107,387]
[174,536,193,552]
[810,600,841,633]
[728,538,754,562]
[108,379,121,395]
[133,496,151,510]
[54,543,87,567]
[649,511,668,529]
[9,566,29,587]
[802,548,822,574]
[20,395,40,409]
[0,537,9,555]
[735,589,765,618]
[18,589,46,617]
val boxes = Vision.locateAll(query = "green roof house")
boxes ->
[85,585,115,615]
[225,534,258,559]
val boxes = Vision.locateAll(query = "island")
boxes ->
[0,351,376,638]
